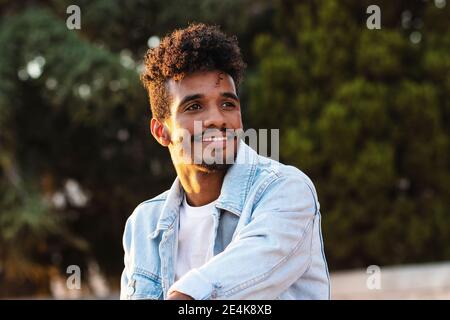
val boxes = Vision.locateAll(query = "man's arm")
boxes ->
[120,217,132,300]
[168,172,320,300]
[166,291,194,300]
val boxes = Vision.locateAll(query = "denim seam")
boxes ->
[318,211,331,299]
[140,198,167,205]
[253,171,281,206]
[302,215,316,275]
[303,181,318,216]
[133,268,161,282]
[242,163,257,207]
[217,203,240,216]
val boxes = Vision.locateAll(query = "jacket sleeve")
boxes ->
[120,217,132,300]
[168,172,320,299]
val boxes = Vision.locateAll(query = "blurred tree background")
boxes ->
[0,0,449,297]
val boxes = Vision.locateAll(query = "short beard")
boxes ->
[191,138,239,173]
[196,162,232,173]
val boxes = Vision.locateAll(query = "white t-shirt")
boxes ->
[175,195,217,281]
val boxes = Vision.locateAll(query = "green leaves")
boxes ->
[248,0,450,269]
[0,0,449,296]
[0,7,148,294]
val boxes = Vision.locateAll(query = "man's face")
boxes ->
[164,70,243,172]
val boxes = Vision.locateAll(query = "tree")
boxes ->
[0,7,160,295]
[0,0,274,296]
[247,0,450,269]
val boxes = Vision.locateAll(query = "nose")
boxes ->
[202,105,226,130]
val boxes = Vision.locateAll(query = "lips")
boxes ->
[202,136,228,142]
[192,131,236,142]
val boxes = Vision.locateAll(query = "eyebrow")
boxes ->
[177,92,240,111]
[177,94,204,111]
[221,92,240,102]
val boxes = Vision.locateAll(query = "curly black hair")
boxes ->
[140,23,246,120]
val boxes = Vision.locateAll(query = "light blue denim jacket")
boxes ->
[120,141,330,300]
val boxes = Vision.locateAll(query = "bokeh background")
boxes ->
[0,0,449,298]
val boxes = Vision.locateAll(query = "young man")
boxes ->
[120,23,330,300]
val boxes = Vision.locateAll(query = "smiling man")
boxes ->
[120,23,330,300]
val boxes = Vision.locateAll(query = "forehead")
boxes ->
[166,70,236,100]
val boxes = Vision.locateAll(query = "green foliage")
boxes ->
[248,0,450,269]
[0,7,155,295]
[0,0,449,297]
[0,1,274,296]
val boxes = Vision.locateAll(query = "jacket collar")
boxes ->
[215,140,258,216]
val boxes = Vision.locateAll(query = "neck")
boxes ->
[174,164,227,207]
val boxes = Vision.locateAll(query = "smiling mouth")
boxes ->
[192,133,236,142]
[202,136,229,142]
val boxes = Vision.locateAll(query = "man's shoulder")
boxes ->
[254,153,317,193]
[250,155,320,214]
[126,190,169,225]
[122,190,170,265]
[139,190,170,206]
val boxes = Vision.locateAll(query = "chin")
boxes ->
[196,162,232,173]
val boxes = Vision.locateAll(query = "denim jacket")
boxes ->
[120,141,330,300]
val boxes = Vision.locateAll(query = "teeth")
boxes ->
[202,136,227,142]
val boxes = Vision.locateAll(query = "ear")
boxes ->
[150,118,171,147]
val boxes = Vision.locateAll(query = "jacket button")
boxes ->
[127,281,136,296]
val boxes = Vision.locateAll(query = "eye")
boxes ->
[185,103,202,112]
[222,102,236,109]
